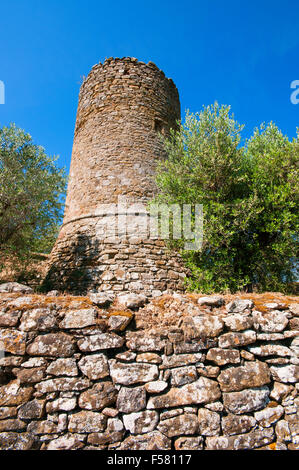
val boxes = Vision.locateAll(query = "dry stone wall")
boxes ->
[44,58,186,295]
[0,288,298,450]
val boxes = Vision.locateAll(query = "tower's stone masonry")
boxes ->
[45,57,186,295]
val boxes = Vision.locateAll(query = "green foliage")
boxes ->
[153,103,299,293]
[0,123,67,265]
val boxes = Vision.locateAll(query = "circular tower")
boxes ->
[44,57,186,295]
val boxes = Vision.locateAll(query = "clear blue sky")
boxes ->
[0,0,298,172]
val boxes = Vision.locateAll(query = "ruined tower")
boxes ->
[45,57,186,295]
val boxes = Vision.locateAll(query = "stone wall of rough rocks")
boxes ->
[44,57,187,295]
[0,288,298,450]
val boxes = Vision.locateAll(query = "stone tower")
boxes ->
[44,57,186,295]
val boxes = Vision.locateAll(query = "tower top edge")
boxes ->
[80,57,178,90]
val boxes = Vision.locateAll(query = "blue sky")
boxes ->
[0,0,298,172]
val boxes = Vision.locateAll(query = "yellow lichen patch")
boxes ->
[107,310,133,319]
[269,442,276,450]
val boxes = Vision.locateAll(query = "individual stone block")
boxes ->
[147,377,221,409]
[157,413,199,438]
[183,315,224,339]
[123,410,159,434]
[217,361,271,392]
[0,328,26,355]
[254,405,284,427]
[68,411,107,433]
[248,344,292,357]
[46,397,77,413]
[0,381,33,406]
[0,432,36,450]
[78,353,109,380]
[222,386,270,414]
[19,308,56,331]
[35,377,90,394]
[77,332,124,352]
[46,435,84,450]
[0,310,20,327]
[222,414,256,436]
[206,348,240,366]
[78,382,117,410]
[26,333,75,357]
[270,365,299,383]
[175,436,203,450]
[109,360,158,385]
[12,366,45,383]
[252,310,289,332]
[116,386,146,413]
[144,381,168,394]
[59,309,97,329]
[223,313,253,331]
[218,330,256,348]
[197,408,220,436]
[197,296,224,307]
[226,299,254,313]
[0,418,26,432]
[170,366,197,386]
[119,431,171,450]
[160,353,204,369]
[87,418,124,445]
[126,331,166,352]
[46,358,78,377]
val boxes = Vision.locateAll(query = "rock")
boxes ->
[175,436,203,450]
[197,408,220,436]
[173,338,217,353]
[206,348,240,366]
[205,401,223,412]
[19,308,56,331]
[252,310,289,332]
[27,420,58,435]
[0,282,33,294]
[115,351,136,362]
[27,333,75,357]
[160,409,183,420]
[218,361,271,392]
[270,365,299,383]
[289,303,299,316]
[226,299,254,313]
[222,414,256,436]
[46,358,78,376]
[126,331,166,352]
[0,432,36,450]
[0,380,33,406]
[144,381,168,394]
[68,411,107,433]
[116,386,146,413]
[275,420,292,442]
[59,309,97,329]
[87,418,124,445]
[158,413,199,438]
[147,377,221,409]
[248,344,292,357]
[197,296,224,307]
[223,386,270,414]
[136,353,162,364]
[123,410,159,434]
[0,328,26,355]
[108,314,132,332]
[35,377,90,394]
[12,366,45,383]
[183,315,224,339]
[109,360,159,385]
[270,382,293,402]
[160,353,204,369]
[223,313,253,331]
[196,364,220,378]
[78,382,117,410]
[78,353,109,380]
[170,366,197,386]
[77,332,124,352]
[88,292,115,307]
[46,397,77,413]
[46,290,59,297]
[206,428,274,450]
[119,431,171,450]
[254,405,284,427]
[0,407,17,420]
[46,435,84,450]
[218,330,256,348]
[117,293,147,309]
[0,310,20,327]
[0,418,26,432]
